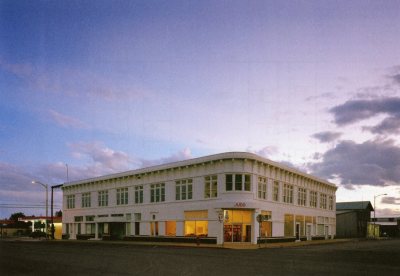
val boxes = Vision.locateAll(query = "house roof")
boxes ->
[336,201,374,211]
[63,151,337,190]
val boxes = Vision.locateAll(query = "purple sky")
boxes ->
[1,0,400,218]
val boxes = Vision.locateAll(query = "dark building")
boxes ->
[371,217,400,237]
[336,201,373,238]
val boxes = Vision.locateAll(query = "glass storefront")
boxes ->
[223,210,253,242]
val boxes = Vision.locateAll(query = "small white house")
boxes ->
[62,152,337,245]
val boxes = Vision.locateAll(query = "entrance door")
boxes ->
[232,224,242,242]
[325,225,329,239]
[245,225,251,242]
[224,225,232,242]
[295,223,300,240]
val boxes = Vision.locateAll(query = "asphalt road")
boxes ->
[1,239,400,275]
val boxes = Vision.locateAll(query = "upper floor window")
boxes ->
[98,190,108,207]
[273,181,279,201]
[310,191,317,208]
[135,185,143,204]
[67,195,75,209]
[204,175,218,198]
[320,193,327,209]
[151,183,165,203]
[176,179,193,200]
[283,183,293,204]
[297,188,307,206]
[225,174,251,191]
[328,196,334,210]
[81,192,91,208]
[258,176,267,199]
[116,187,128,205]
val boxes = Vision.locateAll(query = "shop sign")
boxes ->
[234,202,246,208]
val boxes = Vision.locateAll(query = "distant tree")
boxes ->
[8,212,29,229]
[55,210,62,217]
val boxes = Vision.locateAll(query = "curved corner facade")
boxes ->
[62,152,337,245]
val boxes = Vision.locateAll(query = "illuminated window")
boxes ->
[297,188,307,206]
[283,183,293,203]
[273,181,279,201]
[260,211,272,237]
[225,174,251,192]
[184,210,208,237]
[67,195,75,209]
[135,185,143,204]
[176,179,193,200]
[284,214,294,237]
[150,183,165,203]
[116,187,128,205]
[165,221,176,236]
[258,176,267,199]
[204,175,218,198]
[81,193,91,208]
[309,191,317,208]
[98,190,108,207]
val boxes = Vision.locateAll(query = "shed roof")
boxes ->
[336,201,374,211]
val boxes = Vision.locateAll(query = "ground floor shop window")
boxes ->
[86,223,95,234]
[223,210,252,242]
[165,221,176,236]
[185,221,208,237]
[184,210,208,237]
[284,214,294,237]
[260,211,272,237]
[150,222,159,236]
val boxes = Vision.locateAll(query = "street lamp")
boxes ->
[32,180,48,238]
[373,193,387,239]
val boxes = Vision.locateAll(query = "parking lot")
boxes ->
[1,238,400,275]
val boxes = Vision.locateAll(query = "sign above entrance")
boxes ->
[256,214,271,223]
[234,202,246,208]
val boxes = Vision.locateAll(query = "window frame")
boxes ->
[225,174,251,192]
[204,175,218,198]
[258,176,267,199]
[67,194,75,209]
[135,185,143,204]
[81,192,91,208]
[98,190,108,207]
[150,183,165,203]
[116,187,128,205]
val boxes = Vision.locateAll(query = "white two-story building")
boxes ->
[62,152,337,245]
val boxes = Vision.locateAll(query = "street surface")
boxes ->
[1,239,399,275]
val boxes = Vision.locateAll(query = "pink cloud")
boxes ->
[48,109,89,129]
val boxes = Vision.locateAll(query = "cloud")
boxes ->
[246,146,279,158]
[305,92,335,102]
[389,74,400,85]
[330,97,400,135]
[69,141,135,175]
[139,148,193,168]
[0,57,152,103]
[312,131,342,143]
[48,109,89,129]
[310,139,400,188]
[330,97,400,126]
[364,116,400,135]
[381,196,400,205]
[0,162,36,191]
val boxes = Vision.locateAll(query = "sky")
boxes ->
[1,0,400,219]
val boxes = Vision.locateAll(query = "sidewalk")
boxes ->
[2,236,353,249]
